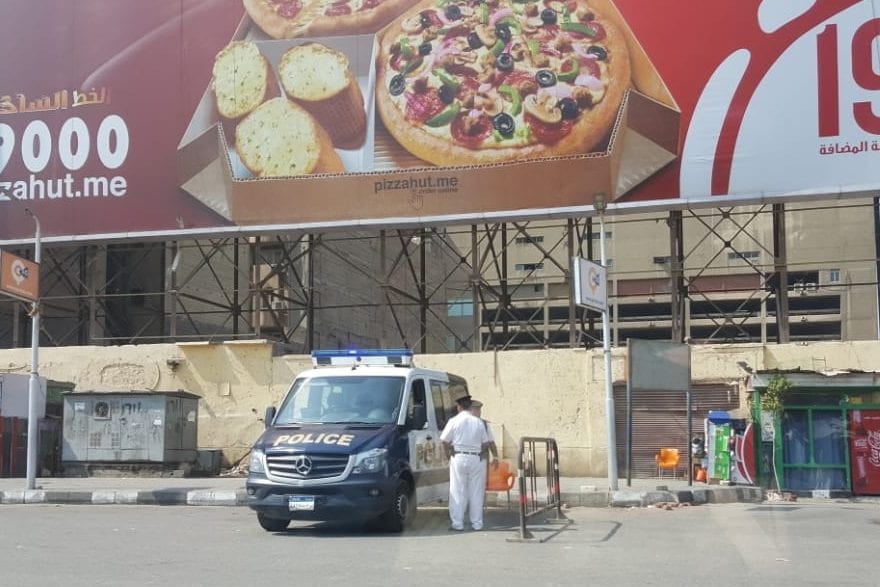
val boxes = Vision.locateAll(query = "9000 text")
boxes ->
[0,115,129,174]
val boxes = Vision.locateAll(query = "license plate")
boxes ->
[288,496,315,511]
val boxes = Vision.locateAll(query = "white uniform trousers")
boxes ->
[449,453,485,530]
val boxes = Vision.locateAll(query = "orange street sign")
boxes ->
[0,250,40,302]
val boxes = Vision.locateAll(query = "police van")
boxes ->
[246,349,467,532]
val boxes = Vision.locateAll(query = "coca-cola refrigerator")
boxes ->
[849,410,880,495]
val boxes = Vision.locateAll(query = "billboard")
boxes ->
[626,339,690,392]
[1,0,879,244]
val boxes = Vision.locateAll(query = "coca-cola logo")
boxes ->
[869,430,880,467]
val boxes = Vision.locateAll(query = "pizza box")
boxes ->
[177,1,680,226]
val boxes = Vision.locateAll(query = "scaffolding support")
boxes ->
[669,211,686,343]
[773,203,790,343]
[1,202,864,351]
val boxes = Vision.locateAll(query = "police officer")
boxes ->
[469,400,498,463]
[440,395,491,531]
[469,400,498,499]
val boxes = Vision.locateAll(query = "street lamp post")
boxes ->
[24,208,41,491]
[594,195,618,491]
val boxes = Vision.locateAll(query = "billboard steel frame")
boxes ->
[3,201,863,351]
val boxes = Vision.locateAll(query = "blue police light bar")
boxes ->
[311,349,414,367]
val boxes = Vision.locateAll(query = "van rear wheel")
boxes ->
[257,513,290,532]
[376,480,415,533]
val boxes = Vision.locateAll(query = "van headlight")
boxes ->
[248,449,266,474]
[352,448,388,475]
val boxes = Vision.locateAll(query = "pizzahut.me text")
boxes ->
[0,173,128,201]
[374,175,459,194]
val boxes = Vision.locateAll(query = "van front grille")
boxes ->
[266,452,350,480]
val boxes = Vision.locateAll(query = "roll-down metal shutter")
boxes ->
[614,384,741,479]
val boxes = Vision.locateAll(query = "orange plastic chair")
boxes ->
[655,448,680,479]
[486,460,517,508]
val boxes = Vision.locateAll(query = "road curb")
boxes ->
[186,489,249,506]
[554,486,765,509]
[0,486,765,508]
[0,488,249,506]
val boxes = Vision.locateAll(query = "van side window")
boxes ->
[443,386,457,423]
[430,380,458,430]
[407,379,426,428]
[447,375,469,404]
[431,381,448,430]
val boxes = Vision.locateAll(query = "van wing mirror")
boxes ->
[264,406,276,428]
[408,405,427,430]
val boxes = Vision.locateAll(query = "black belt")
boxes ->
[455,451,481,456]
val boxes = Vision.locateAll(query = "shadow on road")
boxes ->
[267,506,624,545]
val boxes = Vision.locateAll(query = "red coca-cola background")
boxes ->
[849,409,880,495]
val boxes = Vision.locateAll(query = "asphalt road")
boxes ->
[1,502,877,586]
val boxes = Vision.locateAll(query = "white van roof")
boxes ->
[300,349,467,389]
[311,349,413,368]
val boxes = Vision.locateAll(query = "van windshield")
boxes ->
[273,375,406,425]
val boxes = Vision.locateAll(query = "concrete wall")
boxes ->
[1,340,878,475]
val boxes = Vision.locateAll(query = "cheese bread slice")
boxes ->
[235,97,344,177]
[212,41,276,121]
[278,43,366,149]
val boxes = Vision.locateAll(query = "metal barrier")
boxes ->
[508,436,569,542]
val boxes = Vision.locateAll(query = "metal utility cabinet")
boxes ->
[62,391,199,465]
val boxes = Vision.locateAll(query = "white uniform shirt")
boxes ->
[440,410,490,453]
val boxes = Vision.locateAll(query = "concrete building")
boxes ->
[461,198,879,349]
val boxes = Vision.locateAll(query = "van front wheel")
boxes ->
[257,513,290,532]
[376,481,415,533]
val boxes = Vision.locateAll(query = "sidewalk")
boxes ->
[0,474,764,508]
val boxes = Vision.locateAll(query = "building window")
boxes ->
[515,263,544,272]
[780,408,847,491]
[828,268,841,283]
[587,231,612,240]
[653,256,671,265]
[728,251,759,261]
[447,299,473,317]
[515,235,544,245]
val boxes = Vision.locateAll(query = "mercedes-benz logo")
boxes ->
[292,455,312,476]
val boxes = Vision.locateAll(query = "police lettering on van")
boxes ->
[245,349,468,533]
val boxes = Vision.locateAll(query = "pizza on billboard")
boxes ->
[374,0,631,165]
[173,0,675,228]
[204,0,636,178]
[243,0,423,38]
